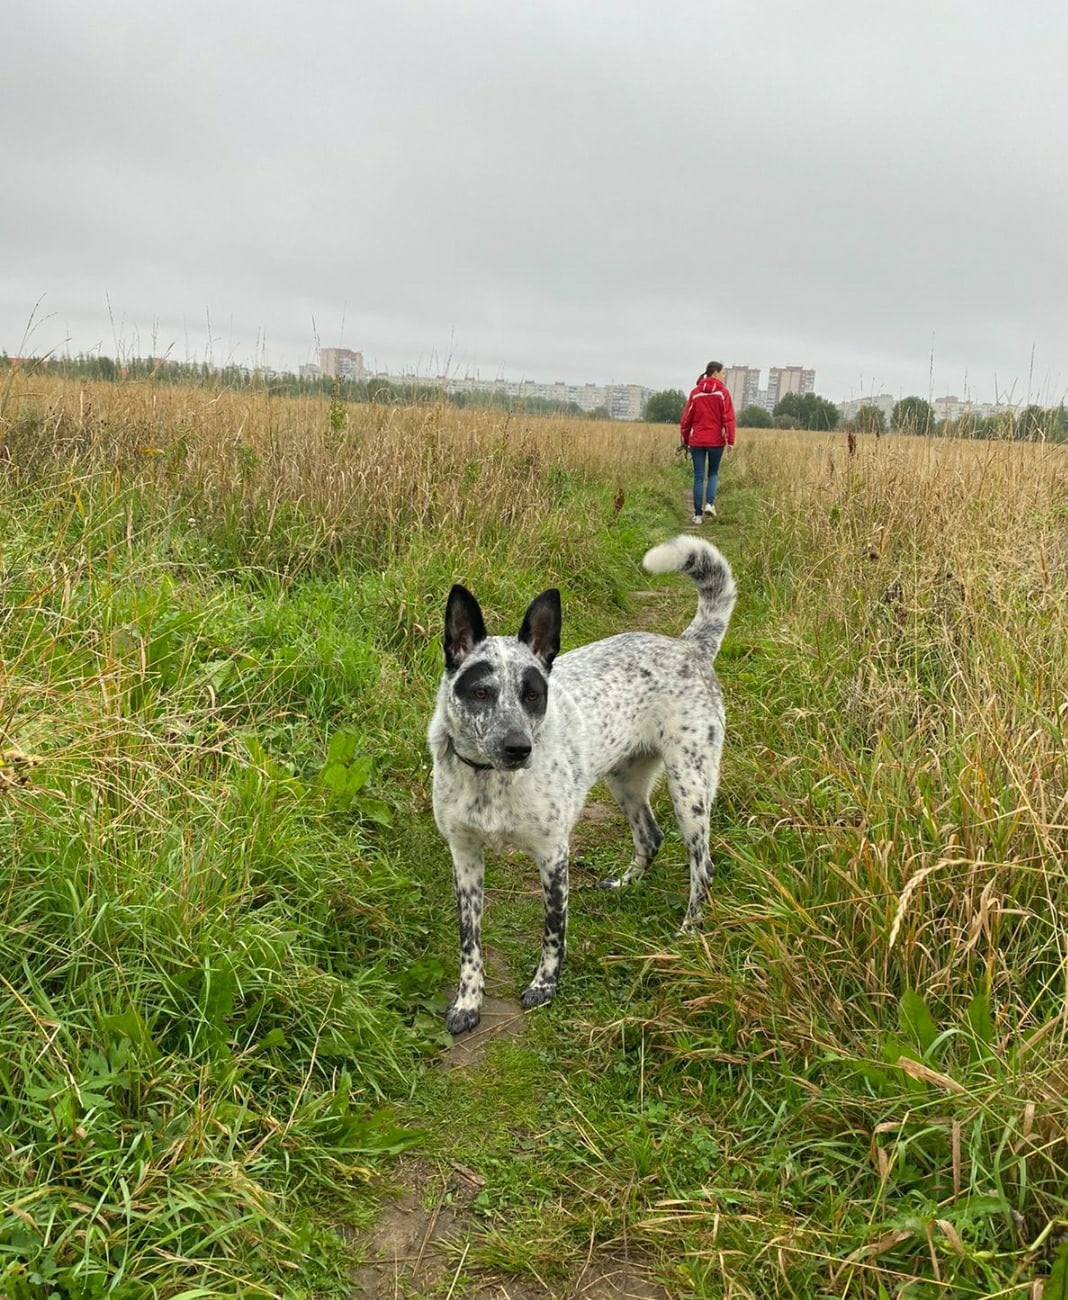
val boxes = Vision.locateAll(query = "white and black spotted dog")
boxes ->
[428,535,736,1035]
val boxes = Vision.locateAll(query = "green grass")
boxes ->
[1,378,1066,1297]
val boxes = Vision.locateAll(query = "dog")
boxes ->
[428,535,736,1035]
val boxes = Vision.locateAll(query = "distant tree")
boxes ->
[84,355,118,381]
[852,404,886,435]
[892,396,934,436]
[774,391,839,430]
[772,413,801,430]
[589,405,612,421]
[644,389,686,424]
[738,404,772,428]
[1016,404,1042,439]
[807,395,840,430]
[1014,403,1065,441]
[942,412,983,439]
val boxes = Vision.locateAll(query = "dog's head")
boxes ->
[439,584,561,771]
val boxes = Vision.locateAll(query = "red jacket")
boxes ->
[680,375,736,448]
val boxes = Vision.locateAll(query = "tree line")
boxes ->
[6,353,1065,440]
[643,384,1068,442]
[0,353,595,421]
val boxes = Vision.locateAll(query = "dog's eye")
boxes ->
[524,689,541,705]
[472,686,489,700]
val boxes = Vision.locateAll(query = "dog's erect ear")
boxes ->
[518,588,561,670]
[444,584,487,672]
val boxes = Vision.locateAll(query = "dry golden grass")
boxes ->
[0,376,682,612]
[0,373,664,516]
[719,425,1068,990]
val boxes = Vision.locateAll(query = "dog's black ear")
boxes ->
[518,589,561,670]
[444,584,487,672]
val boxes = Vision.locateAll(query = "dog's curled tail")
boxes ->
[642,536,736,660]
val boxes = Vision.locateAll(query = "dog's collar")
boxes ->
[445,735,494,772]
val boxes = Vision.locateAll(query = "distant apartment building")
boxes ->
[767,366,816,407]
[606,384,650,421]
[837,395,1008,428]
[723,365,762,410]
[298,363,321,380]
[721,364,817,411]
[839,394,897,427]
[438,375,652,420]
[932,395,992,423]
[319,348,365,380]
[933,395,964,422]
[936,397,1012,423]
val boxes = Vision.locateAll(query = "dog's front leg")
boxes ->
[521,848,568,1010]
[446,833,486,1035]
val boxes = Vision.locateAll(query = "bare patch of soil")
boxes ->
[571,1257,671,1298]
[346,1156,539,1299]
[437,995,526,1071]
[348,1155,668,1297]
[348,944,667,1299]
[434,943,528,1070]
[577,800,619,827]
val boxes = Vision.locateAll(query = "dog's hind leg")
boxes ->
[599,754,665,891]
[445,832,486,1035]
[663,740,723,929]
[520,847,568,1010]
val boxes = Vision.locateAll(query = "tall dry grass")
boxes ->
[0,374,667,568]
[694,425,1068,1034]
[628,426,1068,1291]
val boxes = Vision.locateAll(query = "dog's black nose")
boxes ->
[502,734,532,765]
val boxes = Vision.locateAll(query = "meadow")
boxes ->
[0,371,1066,1298]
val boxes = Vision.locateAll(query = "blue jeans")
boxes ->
[690,444,725,513]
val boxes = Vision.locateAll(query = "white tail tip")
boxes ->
[642,536,691,575]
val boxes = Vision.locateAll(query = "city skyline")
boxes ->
[11,329,1051,420]
[8,303,1058,414]
[304,343,1062,412]
[241,338,1061,415]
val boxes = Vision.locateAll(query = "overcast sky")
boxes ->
[3,0,1065,405]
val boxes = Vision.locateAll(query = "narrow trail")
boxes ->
[347,941,529,1296]
[347,940,669,1298]
[348,941,532,1294]
[347,503,729,1298]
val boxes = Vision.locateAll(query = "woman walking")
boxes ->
[679,362,736,524]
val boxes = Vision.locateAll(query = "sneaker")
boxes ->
[690,513,702,526]
[703,502,717,517]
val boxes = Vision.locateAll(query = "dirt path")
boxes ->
[348,1149,668,1299]
[344,536,716,1297]
[347,943,668,1299]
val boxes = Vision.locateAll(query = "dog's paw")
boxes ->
[519,981,557,1010]
[445,1001,482,1035]
[597,876,623,890]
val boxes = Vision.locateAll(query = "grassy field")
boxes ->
[0,372,1066,1297]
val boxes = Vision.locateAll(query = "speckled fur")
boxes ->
[428,535,736,1035]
